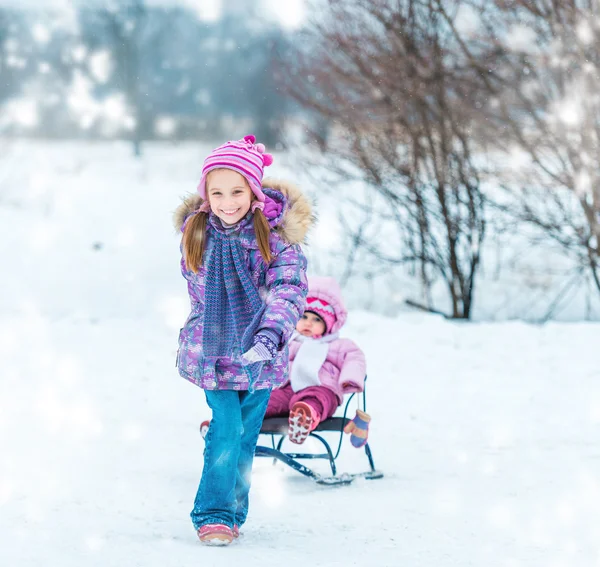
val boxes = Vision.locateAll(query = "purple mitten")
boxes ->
[343,409,371,448]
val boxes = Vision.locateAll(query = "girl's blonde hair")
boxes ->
[183,169,272,273]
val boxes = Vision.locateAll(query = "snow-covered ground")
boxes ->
[1,140,599,566]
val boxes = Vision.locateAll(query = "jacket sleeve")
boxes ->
[257,243,308,348]
[338,339,367,393]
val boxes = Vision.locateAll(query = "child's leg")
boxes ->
[290,386,339,427]
[287,386,339,444]
[234,388,271,528]
[264,383,294,417]
[191,390,242,530]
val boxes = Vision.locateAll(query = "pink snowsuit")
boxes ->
[265,276,367,424]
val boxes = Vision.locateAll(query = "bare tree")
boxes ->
[0,10,6,97]
[0,8,23,111]
[97,0,148,156]
[442,0,600,294]
[279,0,486,318]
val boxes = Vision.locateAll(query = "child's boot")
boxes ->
[197,523,234,546]
[199,420,210,439]
[288,401,318,444]
[343,409,371,448]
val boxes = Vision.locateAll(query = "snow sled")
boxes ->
[255,381,383,486]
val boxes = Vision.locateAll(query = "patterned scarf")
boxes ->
[201,221,266,383]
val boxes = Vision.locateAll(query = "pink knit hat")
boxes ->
[305,296,337,335]
[197,134,274,211]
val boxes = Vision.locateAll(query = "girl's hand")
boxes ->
[242,343,272,364]
[241,332,278,365]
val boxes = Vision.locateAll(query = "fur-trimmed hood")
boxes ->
[173,177,313,245]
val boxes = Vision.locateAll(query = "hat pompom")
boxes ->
[243,134,256,144]
[262,153,274,166]
[255,143,265,153]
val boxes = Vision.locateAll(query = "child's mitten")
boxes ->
[343,409,371,448]
[241,332,278,364]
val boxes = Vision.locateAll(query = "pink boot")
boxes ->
[288,402,319,445]
[197,523,233,546]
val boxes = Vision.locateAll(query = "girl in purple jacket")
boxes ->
[265,276,368,445]
[174,135,311,546]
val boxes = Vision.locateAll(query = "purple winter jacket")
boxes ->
[173,178,313,391]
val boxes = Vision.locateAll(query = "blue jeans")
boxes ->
[191,388,271,530]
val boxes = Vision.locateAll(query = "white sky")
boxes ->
[0,0,306,29]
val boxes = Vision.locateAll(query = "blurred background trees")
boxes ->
[2,0,600,319]
[0,0,292,150]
